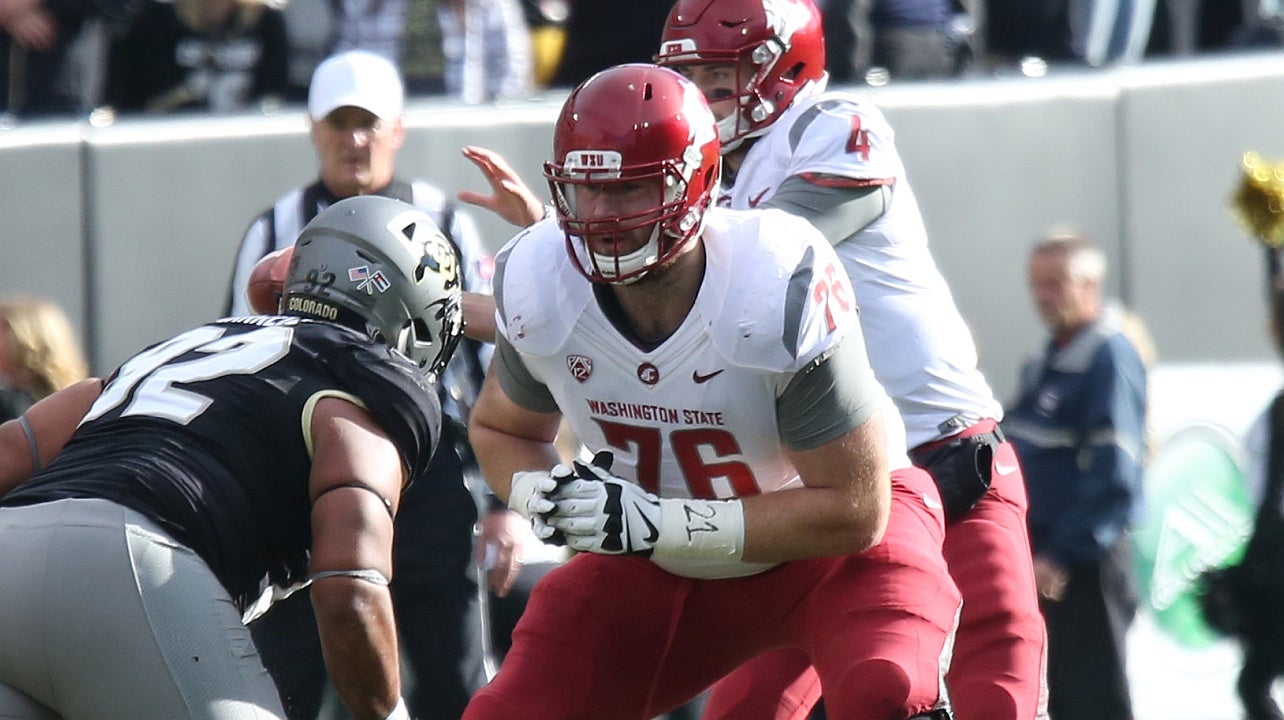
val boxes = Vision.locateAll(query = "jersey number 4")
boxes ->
[594,419,762,499]
[846,116,871,161]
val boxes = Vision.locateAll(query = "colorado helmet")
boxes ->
[281,194,464,381]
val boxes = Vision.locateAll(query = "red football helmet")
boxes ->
[655,0,826,152]
[543,63,721,284]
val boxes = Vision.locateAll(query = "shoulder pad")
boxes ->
[493,220,592,358]
[696,209,856,373]
[775,92,900,181]
[320,332,442,480]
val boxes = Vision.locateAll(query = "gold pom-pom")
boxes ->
[1231,151,1284,249]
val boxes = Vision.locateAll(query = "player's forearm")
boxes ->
[740,417,893,561]
[469,421,560,502]
[739,481,889,562]
[0,417,34,498]
[462,291,497,342]
[312,578,403,720]
[0,378,101,497]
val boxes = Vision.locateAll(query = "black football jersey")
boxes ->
[2,316,441,609]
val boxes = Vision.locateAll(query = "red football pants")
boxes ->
[702,436,1047,720]
[462,469,961,720]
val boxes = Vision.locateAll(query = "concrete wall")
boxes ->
[4,53,1284,402]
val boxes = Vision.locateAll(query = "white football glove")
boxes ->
[507,467,562,519]
[546,454,663,556]
[544,450,751,569]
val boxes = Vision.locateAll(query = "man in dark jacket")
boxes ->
[1005,231,1147,720]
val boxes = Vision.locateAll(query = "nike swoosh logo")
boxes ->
[923,493,943,510]
[639,509,660,543]
[692,369,724,384]
[748,187,771,207]
[994,460,1020,476]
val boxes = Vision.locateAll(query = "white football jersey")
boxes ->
[494,208,909,504]
[495,206,909,572]
[724,91,1003,448]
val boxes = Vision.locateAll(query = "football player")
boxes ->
[653,1,1045,718]
[462,63,959,720]
[0,195,463,720]
[455,1,1046,717]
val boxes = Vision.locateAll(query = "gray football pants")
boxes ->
[0,498,285,720]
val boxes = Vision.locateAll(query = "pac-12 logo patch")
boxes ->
[637,362,660,385]
[567,354,593,383]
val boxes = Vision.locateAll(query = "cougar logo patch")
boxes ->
[637,362,660,386]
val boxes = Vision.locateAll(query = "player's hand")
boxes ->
[507,468,559,519]
[1033,555,1068,602]
[5,7,55,50]
[545,451,663,557]
[0,0,42,28]
[457,145,545,228]
[476,508,525,597]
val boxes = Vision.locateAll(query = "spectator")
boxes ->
[985,0,1073,62]
[0,296,88,422]
[330,0,531,101]
[1223,274,1284,720]
[439,0,532,102]
[517,0,567,86]
[278,0,336,100]
[1195,250,1284,720]
[225,48,525,720]
[0,194,463,720]
[0,0,140,116]
[461,63,960,720]
[822,0,959,83]
[104,0,289,114]
[547,0,670,87]
[1005,231,1147,720]
[1146,0,1284,57]
[1068,0,1156,65]
[986,0,1154,66]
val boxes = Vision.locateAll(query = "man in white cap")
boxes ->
[224,49,525,720]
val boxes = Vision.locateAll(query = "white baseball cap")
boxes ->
[308,50,405,122]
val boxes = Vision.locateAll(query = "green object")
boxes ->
[1133,424,1253,648]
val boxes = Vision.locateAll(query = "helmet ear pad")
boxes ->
[281,195,465,380]
[543,64,722,285]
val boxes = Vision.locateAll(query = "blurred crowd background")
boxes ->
[2,0,1284,120]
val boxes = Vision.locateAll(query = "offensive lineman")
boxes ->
[0,195,463,720]
[455,2,1045,717]
[462,63,958,720]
